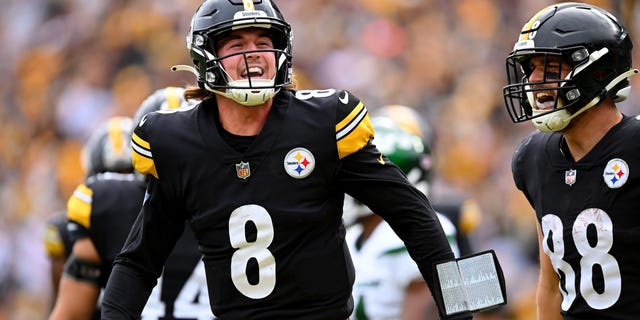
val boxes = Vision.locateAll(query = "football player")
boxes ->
[101,1,467,319]
[503,2,640,319]
[374,104,482,257]
[50,88,214,320]
[344,114,460,320]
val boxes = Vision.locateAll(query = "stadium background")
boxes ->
[0,0,637,319]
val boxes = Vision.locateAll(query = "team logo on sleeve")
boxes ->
[603,158,629,189]
[284,147,315,179]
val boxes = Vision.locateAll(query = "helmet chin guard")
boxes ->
[213,80,278,106]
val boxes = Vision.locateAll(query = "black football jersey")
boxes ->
[104,89,454,320]
[67,173,213,319]
[512,115,640,319]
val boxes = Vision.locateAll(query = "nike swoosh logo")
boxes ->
[377,153,385,165]
[139,114,148,127]
[339,91,349,104]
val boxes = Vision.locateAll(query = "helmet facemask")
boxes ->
[505,48,588,132]
[201,45,290,106]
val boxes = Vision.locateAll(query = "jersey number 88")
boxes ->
[541,208,621,311]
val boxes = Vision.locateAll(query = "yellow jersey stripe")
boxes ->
[67,184,93,229]
[132,151,158,179]
[131,133,158,178]
[43,224,66,258]
[132,132,150,150]
[336,102,366,140]
[336,112,374,159]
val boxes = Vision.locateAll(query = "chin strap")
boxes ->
[607,68,639,102]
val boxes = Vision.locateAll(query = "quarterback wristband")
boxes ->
[432,250,507,318]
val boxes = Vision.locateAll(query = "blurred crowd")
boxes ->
[0,0,638,319]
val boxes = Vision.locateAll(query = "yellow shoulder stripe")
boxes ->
[336,102,366,139]
[43,224,66,258]
[67,184,93,229]
[336,102,374,159]
[131,132,158,179]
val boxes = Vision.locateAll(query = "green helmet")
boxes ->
[372,105,434,195]
[343,106,434,225]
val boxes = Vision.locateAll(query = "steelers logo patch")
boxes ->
[284,147,315,179]
[603,158,629,189]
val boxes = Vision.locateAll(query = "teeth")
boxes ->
[534,92,556,110]
[242,67,263,78]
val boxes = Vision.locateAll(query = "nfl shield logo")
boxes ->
[565,169,576,186]
[236,161,251,179]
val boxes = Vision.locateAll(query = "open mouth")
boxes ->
[534,92,556,110]
[241,67,264,79]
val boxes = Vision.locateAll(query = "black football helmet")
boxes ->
[179,0,293,106]
[132,86,194,130]
[503,2,637,132]
[81,116,134,177]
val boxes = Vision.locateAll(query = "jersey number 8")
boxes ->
[229,204,276,299]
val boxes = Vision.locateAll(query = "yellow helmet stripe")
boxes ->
[242,0,255,12]
[166,87,182,109]
[107,117,125,157]
[520,2,577,40]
